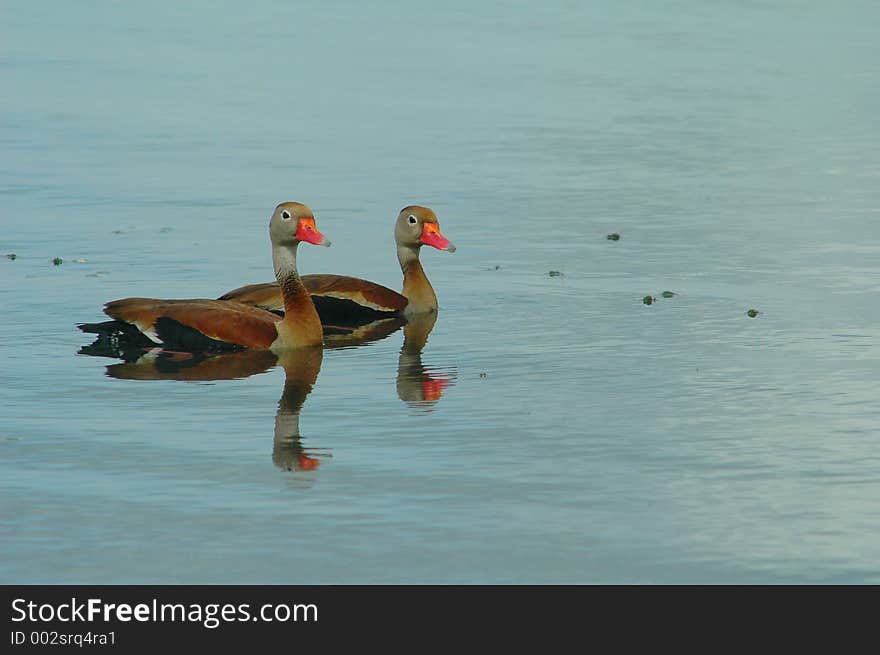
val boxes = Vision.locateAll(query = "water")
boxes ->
[2,1,879,583]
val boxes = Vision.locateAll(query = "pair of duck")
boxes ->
[80,203,455,351]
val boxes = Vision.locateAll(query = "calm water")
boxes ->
[2,1,879,583]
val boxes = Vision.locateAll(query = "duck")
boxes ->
[218,205,454,325]
[78,202,331,352]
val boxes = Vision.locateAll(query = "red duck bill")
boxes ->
[296,218,331,246]
[420,223,455,252]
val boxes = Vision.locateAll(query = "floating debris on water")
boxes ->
[643,295,656,305]
[747,309,760,318]
[5,253,16,260]
[52,257,63,266]
[548,270,564,277]
[486,264,502,271]
[607,233,620,241]
[86,271,109,278]
[112,230,123,235]
[74,257,88,263]
[661,291,675,298]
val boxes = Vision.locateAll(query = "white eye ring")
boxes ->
[281,210,292,221]
[407,215,417,225]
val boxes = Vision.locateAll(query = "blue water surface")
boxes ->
[1,1,879,583]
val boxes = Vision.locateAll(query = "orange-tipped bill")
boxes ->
[296,218,331,247]
[420,223,455,252]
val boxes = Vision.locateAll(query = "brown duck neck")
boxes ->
[398,245,437,315]
[273,244,323,346]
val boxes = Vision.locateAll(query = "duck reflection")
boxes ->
[79,339,329,473]
[102,348,279,381]
[78,315,411,473]
[322,316,405,350]
[76,308,452,473]
[271,346,327,472]
[95,346,327,472]
[273,317,410,470]
[396,313,456,409]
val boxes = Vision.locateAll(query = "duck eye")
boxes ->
[281,210,292,221]
[408,215,417,225]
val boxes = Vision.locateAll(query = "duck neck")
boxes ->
[398,245,437,315]
[273,243,322,346]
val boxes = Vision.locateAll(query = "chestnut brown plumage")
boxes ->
[79,202,331,352]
